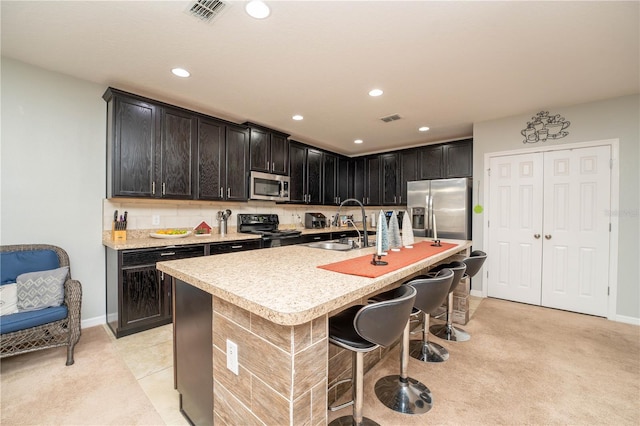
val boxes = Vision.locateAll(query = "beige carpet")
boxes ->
[330,297,640,425]
[0,326,164,425]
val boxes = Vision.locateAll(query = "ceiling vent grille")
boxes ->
[186,0,228,23]
[380,113,402,123]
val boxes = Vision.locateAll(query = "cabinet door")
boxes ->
[306,149,323,204]
[352,158,365,204]
[249,127,270,173]
[196,118,225,200]
[225,125,250,201]
[444,140,473,177]
[289,143,306,203]
[160,107,196,199]
[400,149,418,205]
[270,133,289,175]
[337,157,351,204]
[419,145,444,179]
[381,153,399,205]
[323,153,338,205]
[121,266,166,329]
[112,96,157,197]
[365,156,381,205]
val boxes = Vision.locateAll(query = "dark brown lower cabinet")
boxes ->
[173,279,212,426]
[106,245,205,338]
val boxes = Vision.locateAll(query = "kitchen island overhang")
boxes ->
[158,238,472,425]
[157,238,472,326]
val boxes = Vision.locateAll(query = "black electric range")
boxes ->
[237,214,302,247]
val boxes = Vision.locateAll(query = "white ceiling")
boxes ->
[1,1,638,156]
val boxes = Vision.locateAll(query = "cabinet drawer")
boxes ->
[122,245,205,266]
[209,239,261,255]
[300,233,332,243]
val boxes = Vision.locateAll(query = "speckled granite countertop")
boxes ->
[156,238,471,326]
[102,226,365,250]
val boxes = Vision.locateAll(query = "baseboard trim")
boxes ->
[470,289,484,298]
[614,314,640,326]
[82,315,106,329]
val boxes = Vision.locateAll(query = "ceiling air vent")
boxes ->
[186,0,228,23]
[380,113,402,123]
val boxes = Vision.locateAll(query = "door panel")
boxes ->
[488,153,543,305]
[541,146,610,316]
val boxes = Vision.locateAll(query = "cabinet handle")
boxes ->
[399,195,402,204]
[394,196,397,203]
[162,182,166,195]
[231,245,243,249]
[266,160,269,169]
[160,271,164,280]
[220,187,224,198]
[545,234,552,240]
[534,234,541,239]
[313,236,321,240]
[272,162,275,171]
[160,252,176,256]
[227,188,231,198]
[152,181,156,195]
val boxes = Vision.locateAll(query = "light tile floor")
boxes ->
[110,296,484,425]
[106,324,189,426]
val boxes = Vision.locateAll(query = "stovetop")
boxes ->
[237,213,301,238]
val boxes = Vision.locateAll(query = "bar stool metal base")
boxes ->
[409,339,449,362]
[374,375,433,415]
[430,323,470,342]
[329,416,380,426]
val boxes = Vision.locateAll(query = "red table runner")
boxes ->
[317,241,457,278]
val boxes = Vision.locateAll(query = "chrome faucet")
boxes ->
[345,218,362,248]
[333,198,369,247]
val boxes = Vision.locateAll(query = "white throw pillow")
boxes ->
[0,283,19,316]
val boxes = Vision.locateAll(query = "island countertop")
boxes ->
[157,237,471,326]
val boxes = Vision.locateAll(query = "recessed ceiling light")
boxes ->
[369,89,383,97]
[419,126,430,132]
[292,114,303,121]
[354,139,363,144]
[246,1,270,19]
[171,68,190,78]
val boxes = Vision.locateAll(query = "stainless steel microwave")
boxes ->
[249,171,290,202]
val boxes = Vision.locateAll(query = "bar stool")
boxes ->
[428,261,469,342]
[328,285,417,426]
[462,250,487,281]
[370,272,452,415]
[407,270,455,363]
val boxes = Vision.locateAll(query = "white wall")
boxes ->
[473,94,640,320]
[1,58,106,324]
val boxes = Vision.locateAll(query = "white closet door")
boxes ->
[487,153,544,305]
[541,146,611,316]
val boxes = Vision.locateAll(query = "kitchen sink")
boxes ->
[306,241,354,251]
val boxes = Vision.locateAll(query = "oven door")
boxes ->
[250,171,290,202]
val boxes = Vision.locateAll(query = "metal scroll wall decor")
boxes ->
[521,111,570,144]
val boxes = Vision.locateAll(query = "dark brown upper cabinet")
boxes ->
[400,149,419,204]
[381,153,399,205]
[418,139,472,180]
[246,123,289,175]
[196,118,250,201]
[289,142,322,204]
[104,88,195,199]
[364,155,381,206]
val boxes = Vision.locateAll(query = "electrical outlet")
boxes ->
[152,215,160,226]
[226,339,239,375]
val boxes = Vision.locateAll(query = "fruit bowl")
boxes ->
[149,229,191,239]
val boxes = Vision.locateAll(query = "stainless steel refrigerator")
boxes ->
[407,178,472,240]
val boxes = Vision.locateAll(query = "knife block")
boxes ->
[112,222,127,242]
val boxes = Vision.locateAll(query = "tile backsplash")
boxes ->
[103,199,405,232]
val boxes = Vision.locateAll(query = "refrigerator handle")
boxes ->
[427,194,432,237]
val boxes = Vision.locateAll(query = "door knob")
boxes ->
[545,234,552,240]
[534,234,541,239]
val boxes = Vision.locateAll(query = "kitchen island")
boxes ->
[157,237,471,425]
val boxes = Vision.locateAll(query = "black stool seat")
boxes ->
[329,305,377,351]
[462,250,487,279]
